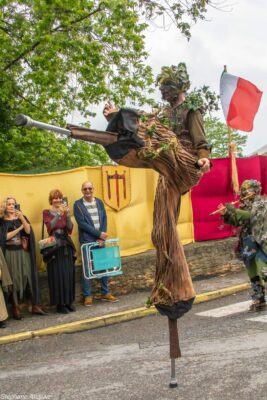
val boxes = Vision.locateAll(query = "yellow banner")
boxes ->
[0,166,194,268]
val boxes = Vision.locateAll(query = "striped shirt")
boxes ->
[83,198,100,230]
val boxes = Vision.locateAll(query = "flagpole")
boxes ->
[228,126,231,157]
[230,142,239,194]
[224,66,231,157]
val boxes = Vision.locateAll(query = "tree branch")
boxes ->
[3,5,102,71]
[0,25,11,35]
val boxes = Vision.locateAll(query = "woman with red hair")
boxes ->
[43,189,76,314]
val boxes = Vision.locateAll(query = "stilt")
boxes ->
[168,318,181,388]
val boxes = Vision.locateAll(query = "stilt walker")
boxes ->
[15,62,213,387]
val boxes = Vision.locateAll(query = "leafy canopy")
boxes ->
[0,1,226,171]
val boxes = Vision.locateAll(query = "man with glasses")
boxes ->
[73,181,118,306]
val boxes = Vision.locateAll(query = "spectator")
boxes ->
[0,248,12,328]
[43,189,76,314]
[73,181,118,306]
[0,196,46,320]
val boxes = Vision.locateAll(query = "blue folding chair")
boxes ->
[81,239,123,280]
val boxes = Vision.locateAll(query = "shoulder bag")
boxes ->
[39,221,59,263]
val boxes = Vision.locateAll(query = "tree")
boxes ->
[204,117,247,158]
[0,0,225,172]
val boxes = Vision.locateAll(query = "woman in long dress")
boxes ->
[0,197,46,319]
[43,189,76,314]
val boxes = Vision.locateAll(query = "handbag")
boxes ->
[39,236,57,251]
[39,221,59,263]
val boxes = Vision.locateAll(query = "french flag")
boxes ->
[220,72,263,132]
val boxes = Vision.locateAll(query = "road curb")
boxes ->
[0,282,250,345]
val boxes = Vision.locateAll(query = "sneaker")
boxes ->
[101,293,118,303]
[84,296,93,307]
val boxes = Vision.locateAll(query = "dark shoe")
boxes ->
[32,305,48,316]
[13,306,23,320]
[56,305,70,314]
[66,304,76,312]
[0,320,7,328]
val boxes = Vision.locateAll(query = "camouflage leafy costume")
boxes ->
[156,63,212,159]
[223,180,267,310]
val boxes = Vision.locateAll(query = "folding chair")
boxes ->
[81,239,123,280]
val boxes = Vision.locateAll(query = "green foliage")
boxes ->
[145,296,153,308]
[145,124,157,137]
[186,85,220,114]
[0,125,111,172]
[204,117,248,158]
[0,1,221,171]
[156,62,190,91]
[139,0,216,40]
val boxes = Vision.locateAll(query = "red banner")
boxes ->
[191,156,267,241]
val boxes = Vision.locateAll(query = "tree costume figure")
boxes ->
[15,62,212,386]
[219,180,267,311]
[69,62,212,317]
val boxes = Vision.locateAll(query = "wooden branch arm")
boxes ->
[67,125,118,146]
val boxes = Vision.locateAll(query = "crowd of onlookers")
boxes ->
[0,181,118,329]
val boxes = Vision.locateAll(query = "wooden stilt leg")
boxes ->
[168,318,181,388]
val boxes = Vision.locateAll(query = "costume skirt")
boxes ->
[46,245,75,306]
[5,248,32,300]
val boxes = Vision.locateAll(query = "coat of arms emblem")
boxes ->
[101,166,131,211]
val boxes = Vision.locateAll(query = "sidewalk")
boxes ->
[0,270,250,345]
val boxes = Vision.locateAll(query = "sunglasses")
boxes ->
[83,187,94,191]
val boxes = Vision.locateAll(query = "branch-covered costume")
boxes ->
[157,103,211,159]
[70,62,212,318]
[223,180,267,310]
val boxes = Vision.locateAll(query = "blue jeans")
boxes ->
[82,274,109,297]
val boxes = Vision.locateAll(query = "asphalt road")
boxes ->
[0,290,266,400]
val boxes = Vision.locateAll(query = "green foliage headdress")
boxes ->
[156,62,191,93]
[240,179,262,197]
